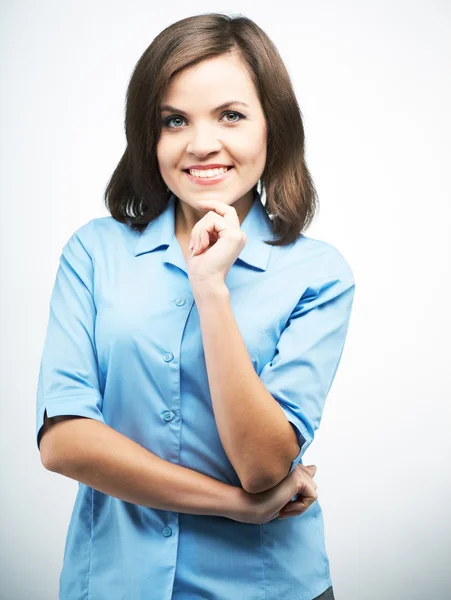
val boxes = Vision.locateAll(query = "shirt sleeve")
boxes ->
[36,223,105,451]
[258,259,355,475]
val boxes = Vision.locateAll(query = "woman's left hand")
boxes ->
[187,199,248,287]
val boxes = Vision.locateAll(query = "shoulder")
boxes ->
[70,215,131,240]
[289,233,355,286]
[66,216,138,257]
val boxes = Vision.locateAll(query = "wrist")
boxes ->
[221,485,251,522]
[191,280,229,305]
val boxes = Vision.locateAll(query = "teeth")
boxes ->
[189,167,229,178]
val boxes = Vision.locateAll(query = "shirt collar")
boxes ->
[133,188,274,272]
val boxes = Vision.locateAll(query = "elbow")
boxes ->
[39,428,55,471]
[241,466,288,495]
[40,440,60,472]
[242,447,302,494]
[38,413,78,473]
[39,431,61,472]
[41,443,64,472]
[242,477,276,495]
[41,453,56,472]
[41,444,73,474]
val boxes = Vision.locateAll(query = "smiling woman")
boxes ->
[35,11,352,600]
[155,51,268,240]
[104,12,318,248]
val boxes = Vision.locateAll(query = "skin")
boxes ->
[156,52,319,519]
[156,51,268,245]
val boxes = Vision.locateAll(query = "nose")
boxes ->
[186,125,222,157]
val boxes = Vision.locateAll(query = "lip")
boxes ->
[184,164,232,170]
[184,166,234,186]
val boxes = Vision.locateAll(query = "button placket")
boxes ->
[160,292,192,541]
[162,296,190,363]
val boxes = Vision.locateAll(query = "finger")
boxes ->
[279,505,313,519]
[195,227,215,254]
[296,475,319,501]
[200,228,209,253]
[279,509,307,519]
[194,229,202,254]
[194,230,201,254]
[279,498,316,517]
[195,199,240,227]
[190,213,227,251]
[295,467,317,487]
[291,488,318,507]
[295,487,318,506]
[296,464,316,472]
[299,464,317,477]
[195,229,207,254]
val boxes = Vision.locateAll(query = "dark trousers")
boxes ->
[313,586,335,600]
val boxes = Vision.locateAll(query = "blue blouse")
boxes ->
[36,189,355,600]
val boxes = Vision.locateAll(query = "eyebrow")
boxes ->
[159,100,250,115]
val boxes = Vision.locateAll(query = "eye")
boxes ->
[161,111,246,129]
[222,111,246,123]
[162,115,186,129]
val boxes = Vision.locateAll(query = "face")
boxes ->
[156,52,268,229]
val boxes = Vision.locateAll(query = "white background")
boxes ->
[1,1,450,599]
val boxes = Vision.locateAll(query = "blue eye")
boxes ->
[163,116,186,128]
[162,111,246,129]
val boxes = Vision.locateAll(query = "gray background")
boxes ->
[1,1,450,599]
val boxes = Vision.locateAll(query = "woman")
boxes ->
[36,12,354,600]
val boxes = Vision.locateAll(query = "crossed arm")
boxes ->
[193,282,301,494]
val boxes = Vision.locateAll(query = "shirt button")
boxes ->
[163,352,174,362]
[175,298,186,307]
[162,527,172,537]
[163,411,174,422]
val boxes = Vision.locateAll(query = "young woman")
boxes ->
[37,12,354,600]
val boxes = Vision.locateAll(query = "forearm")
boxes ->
[43,416,245,519]
[193,283,300,493]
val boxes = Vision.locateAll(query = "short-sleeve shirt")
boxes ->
[36,189,355,600]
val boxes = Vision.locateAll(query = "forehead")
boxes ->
[162,54,258,107]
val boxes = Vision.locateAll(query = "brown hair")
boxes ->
[104,12,318,246]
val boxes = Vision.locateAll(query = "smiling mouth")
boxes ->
[183,166,233,179]
[183,167,234,186]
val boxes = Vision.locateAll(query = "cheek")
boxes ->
[244,141,267,169]
[156,138,174,170]
[236,127,267,165]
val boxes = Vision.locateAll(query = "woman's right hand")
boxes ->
[233,464,318,525]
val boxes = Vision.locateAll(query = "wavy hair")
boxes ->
[104,12,318,246]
